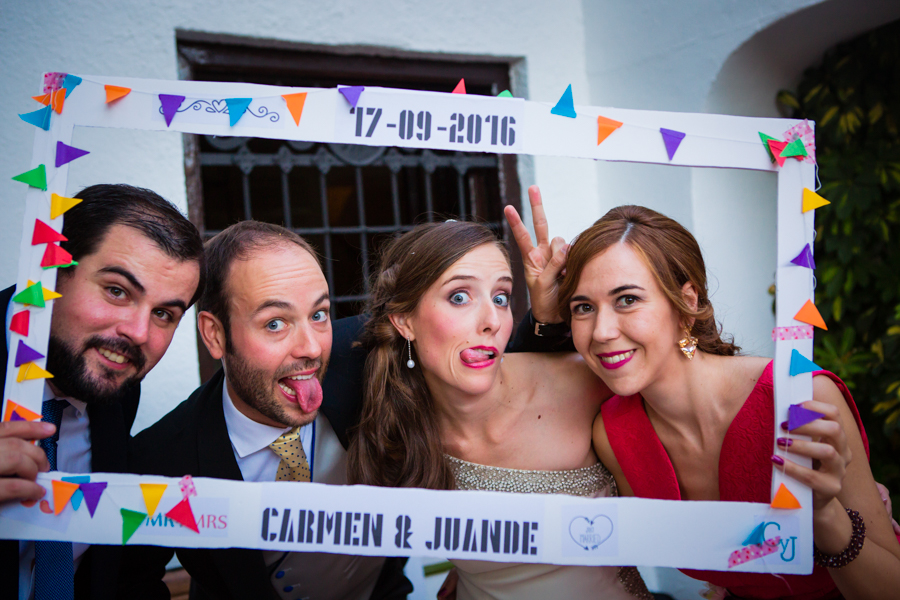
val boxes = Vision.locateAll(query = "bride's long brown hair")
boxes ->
[347,221,509,490]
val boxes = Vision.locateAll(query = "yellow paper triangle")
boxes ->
[50,193,83,219]
[140,483,168,516]
[26,280,62,302]
[52,480,81,514]
[794,299,827,330]
[16,362,54,383]
[802,188,830,213]
[597,116,623,145]
[771,483,802,509]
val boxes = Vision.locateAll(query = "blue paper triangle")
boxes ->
[789,349,821,376]
[62,74,82,98]
[742,522,766,546]
[339,86,364,108]
[225,98,252,126]
[19,105,52,131]
[550,84,577,118]
[62,476,90,510]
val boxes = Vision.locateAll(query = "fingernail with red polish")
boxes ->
[776,437,793,447]
[771,455,785,466]
[780,421,789,431]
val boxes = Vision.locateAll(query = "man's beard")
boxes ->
[46,335,146,406]
[223,346,326,429]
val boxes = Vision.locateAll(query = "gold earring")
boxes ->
[678,326,698,360]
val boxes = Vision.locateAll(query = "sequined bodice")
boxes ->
[445,454,617,498]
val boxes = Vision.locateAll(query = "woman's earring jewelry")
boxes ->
[678,326,698,360]
[406,337,415,369]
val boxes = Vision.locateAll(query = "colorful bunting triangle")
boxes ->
[16,362,54,383]
[166,497,199,533]
[41,244,74,269]
[788,403,825,430]
[121,508,147,544]
[140,483,168,516]
[766,140,788,167]
[80,482,107,517]
[14,340,44,367]
[497,90,513,98]
[597,116,623,145]
[225,98,252,127]
[50,193,83,220]
[660,128,686,159]
[550,84,576,118]
[62,74,82,98]
[759,132,779,162]
[56,141,90,168]
[780,138,808,159]
[52,480,80,514]
[159,94,185,127]
[13,282,46,308]
[790,244,815,269]
[32,93,51,106]
[32,219,67,245]
[802,188,830,213]
[50,89,66,115]
[104,85,131,103]
[339,86,364,109]
[19,105,52,131]
[742,522,766,546]
[61,476,90,511]
[771,483,802,509]
[452,79,466,94]
[794,299,827,330]
[9,310,30,336]
[789,349,822,376]
[29,280,62,302]
[282,92,307,126]
[3,400,41,422]
[12,165,47,190]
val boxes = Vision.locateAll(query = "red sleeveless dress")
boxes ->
[601,361,867,600]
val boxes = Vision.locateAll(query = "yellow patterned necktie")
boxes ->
[268,427,311,482]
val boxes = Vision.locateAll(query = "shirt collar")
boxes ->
[222,377,291,459]
[42,383,86,417]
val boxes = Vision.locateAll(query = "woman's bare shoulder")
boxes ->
[504,352,611,408]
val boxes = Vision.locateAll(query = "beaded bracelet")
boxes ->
[813,508,866,569]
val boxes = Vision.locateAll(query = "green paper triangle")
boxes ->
[42,260,78,270]
[497,90,513,98]
[12,282,45,308]
[780,138,808,158]
[12,165,47,190]
[758,132,779,162]
[121,508,147,544]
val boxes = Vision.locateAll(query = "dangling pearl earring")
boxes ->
[406,336,415,369]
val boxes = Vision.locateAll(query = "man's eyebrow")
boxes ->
[251,300,293,317]
[313,292,330,306]
[99,266,145,294]
[609,285,645,295]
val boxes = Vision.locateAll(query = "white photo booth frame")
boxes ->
[1,75,818,574]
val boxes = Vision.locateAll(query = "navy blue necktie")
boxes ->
[34,399,75,600]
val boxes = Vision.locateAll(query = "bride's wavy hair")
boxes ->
[347,221,509,490]
[558,205,739,357]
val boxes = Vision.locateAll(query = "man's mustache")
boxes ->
[84,335,147,372]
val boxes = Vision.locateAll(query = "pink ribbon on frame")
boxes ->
[772,325,815,341]
[727,537,781,568]
[783,120,816,163]
[178,475,197,499]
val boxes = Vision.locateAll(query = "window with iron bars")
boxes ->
[177,34,526,381]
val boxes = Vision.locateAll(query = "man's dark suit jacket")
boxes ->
[0,285,141,600]
[119,315,412,600]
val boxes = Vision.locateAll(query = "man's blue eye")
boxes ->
[312,310,328,322]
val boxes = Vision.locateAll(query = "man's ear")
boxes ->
[681,281,700,315]
[197,311,227,360]
[388,313,414,341]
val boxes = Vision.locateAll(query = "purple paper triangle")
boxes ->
[14,340,44,367]
[10,412,25,422]
[787,404,825,431]
[80,482,108,517]
[56,141,90,168]
[339,86,364,108]
[790,244,815,269]
[660,128,686,160]
[159,94,185,127]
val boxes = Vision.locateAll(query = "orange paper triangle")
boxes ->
[802,188,830,213]
[794,299,827,330]
[282,92,307,126]
[771,483,802,509]
[104,85,131,103]
[52,480,81,514]
[51,89,65,115]
[597,116,623,145]
[32,93,51,106]
[3,400,41,422]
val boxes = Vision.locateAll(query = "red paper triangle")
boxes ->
[767,140,788,167]
[452,79,466,94]
[9,310,29,336]
[165,497,199,533]
[32,220,67,245]
[41,244,74,269]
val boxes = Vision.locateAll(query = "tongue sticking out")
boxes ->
[279,377,323,413]
[460,349,494,364]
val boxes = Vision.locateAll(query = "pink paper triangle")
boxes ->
[14,340,44,367]
[80,482,107,517]
[10,310,29,336]
[339,86,364,108]
[55,141,90,168]
[166,497,199,533]
[767,140,788,167]
[790,244,815,269]
[159,95,185,127]
[659,128,686,160]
